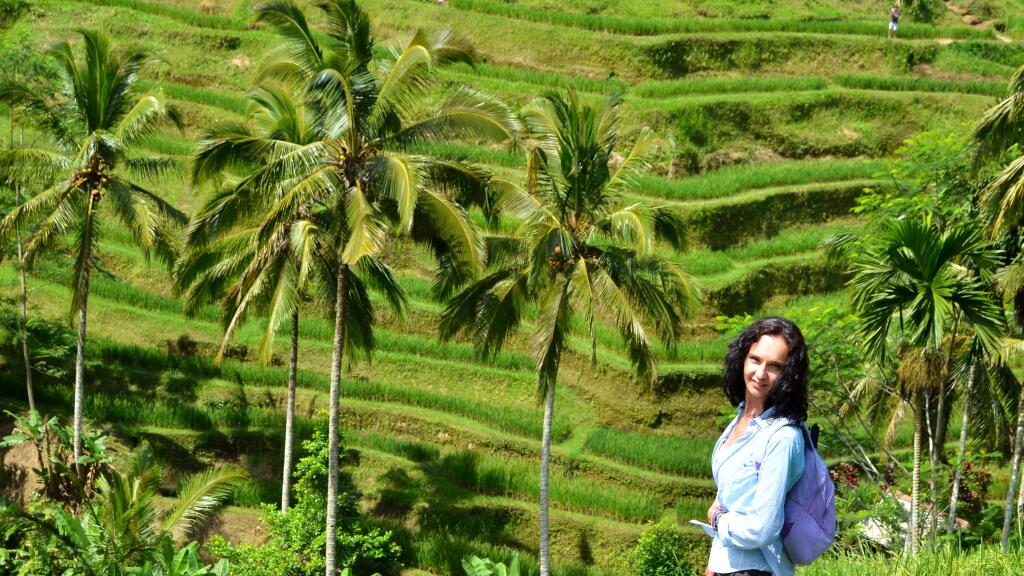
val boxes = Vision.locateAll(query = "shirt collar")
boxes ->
[736,402,777,428]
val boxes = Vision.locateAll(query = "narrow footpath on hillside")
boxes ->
[946,1,1014,42]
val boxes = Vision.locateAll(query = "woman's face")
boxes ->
[743,334,789,409]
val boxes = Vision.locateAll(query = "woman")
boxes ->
[705,317,808,576]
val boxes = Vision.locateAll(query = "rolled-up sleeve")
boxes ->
[717,426,804,549]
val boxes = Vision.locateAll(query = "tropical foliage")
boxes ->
[177,1,518,570]
[206,414,401,576]
[441,90,698,574]
[1,415,243,575]
[0,29,186,463]
[5,0,1024,573]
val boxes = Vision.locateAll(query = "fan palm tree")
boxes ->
[0,30,186,463]
[849,218,1005,552]
[221,2,519,572]
[441,91,698,575]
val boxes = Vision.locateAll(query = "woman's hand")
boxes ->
[707,502,721,524]
[705,568,715,576]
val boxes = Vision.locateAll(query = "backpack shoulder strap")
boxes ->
[757,417,800,465]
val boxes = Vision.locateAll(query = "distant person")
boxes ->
[704,317,808,576]
[889,4,901,38]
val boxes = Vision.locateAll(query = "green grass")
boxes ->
[438,448,662,521]
[408,529,617,576]
[93,341,571,442]
[636,159,883,202]
[632,76,828,98]
[674,219,863,277]
[445,0,993,39]
[835,74,1008,97]
[138,80,251,116]
[70,0,246,30]
[403,141,525,168]
[804,546,1024,575]
[582,427,716,477]
[442,62,627,95]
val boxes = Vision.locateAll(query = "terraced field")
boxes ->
[0,0,1018,573]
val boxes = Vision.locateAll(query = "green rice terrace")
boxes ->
[2,0,1024,575]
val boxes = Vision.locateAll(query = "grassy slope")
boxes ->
[0,0,1015,573]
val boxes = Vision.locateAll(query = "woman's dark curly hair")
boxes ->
[722,316,808,423]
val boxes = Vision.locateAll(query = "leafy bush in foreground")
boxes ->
[206,414,401,576]
[630,522,694,576]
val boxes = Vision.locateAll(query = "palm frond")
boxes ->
[972,89,1024,163]
[255,0,325,80]
[606,126,656,196]
[123,156,185,183]
[0,148,72,186]
[0,79,77,151]
[341,183,387,266]
[979,154,1024,235]
[159,465,247,541]
[596,203,654,255]
[532,281,571,397]
[395,88,520,146]
[115,94,176,148]
[415,185,486,279]
[318,0,375,67]
[367,152,421,231]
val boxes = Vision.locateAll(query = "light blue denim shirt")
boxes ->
[708,404,805,576]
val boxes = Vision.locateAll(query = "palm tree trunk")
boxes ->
[15,182,35,414]
[910,393,924,555]
[325,266,347,576]
[1017,454,1024,535]
[538,378,556,576]
[947,362,975,534]
[934,312,960,464]
[72,210,94,466]
[1003,383,1024,550]
[281,308,299,513]
[925,390,938,548]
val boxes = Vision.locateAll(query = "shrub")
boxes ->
[630,522,694,576]
[906,0,945,23]
[206,414,402,576]
[0,0,28,28]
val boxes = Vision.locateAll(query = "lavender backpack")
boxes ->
[758,419,836,565]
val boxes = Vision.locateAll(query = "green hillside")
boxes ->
[0,0,1021,574]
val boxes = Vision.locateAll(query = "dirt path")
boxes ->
[946,1,1014,42]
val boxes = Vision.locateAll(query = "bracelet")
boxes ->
[711,510,722,532]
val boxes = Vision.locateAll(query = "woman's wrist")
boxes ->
[711,510,723,532]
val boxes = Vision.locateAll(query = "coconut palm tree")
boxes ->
[944,338,1019,534]
[970,65,1024,549]
[849,218,1005,552]
[0,30,186,464]
[441,91,698,575]
[236,2,519,572]
[4,109,37,413]
[177,82,324,513]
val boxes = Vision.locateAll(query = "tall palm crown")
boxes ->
[443,91,697,386]
[0,29,186,462]
[973,66,1024,234]
[179,83,329,364]
[189,0,519,302]
[441,91,698,575]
